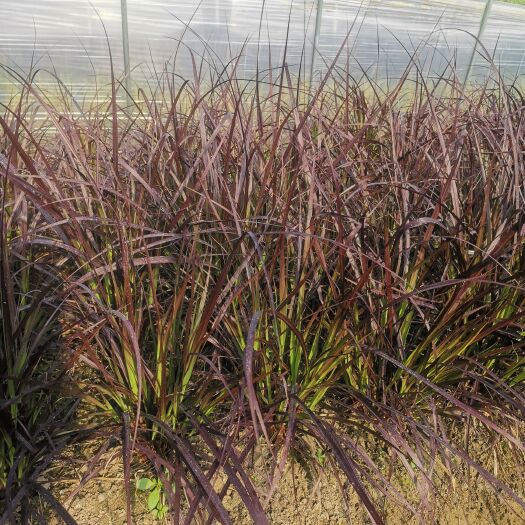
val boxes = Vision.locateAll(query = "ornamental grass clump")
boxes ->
[1,50,524,524]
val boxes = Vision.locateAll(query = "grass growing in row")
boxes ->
[1,48,525,524]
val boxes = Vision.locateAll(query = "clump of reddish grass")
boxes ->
[1,53,525,524]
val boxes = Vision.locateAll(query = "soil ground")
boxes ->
[39,440,525,525]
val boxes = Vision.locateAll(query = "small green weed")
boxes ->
[136,476,169,519]
[315,447,326,467]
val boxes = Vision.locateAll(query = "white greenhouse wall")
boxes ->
[0,0,524,101]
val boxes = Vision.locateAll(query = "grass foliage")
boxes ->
[1,45,525,524]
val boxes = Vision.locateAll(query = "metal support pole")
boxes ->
[464,0,493,85]
[120,0,132,103]
[309,0,324,88]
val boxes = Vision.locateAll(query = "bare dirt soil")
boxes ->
[40,440,525,525]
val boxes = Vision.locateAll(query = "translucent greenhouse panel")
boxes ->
[0,0,123,99]
[0,0,524,105]
[472,1,525,82]
[125,0,317,83]
[313,0,488,82]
